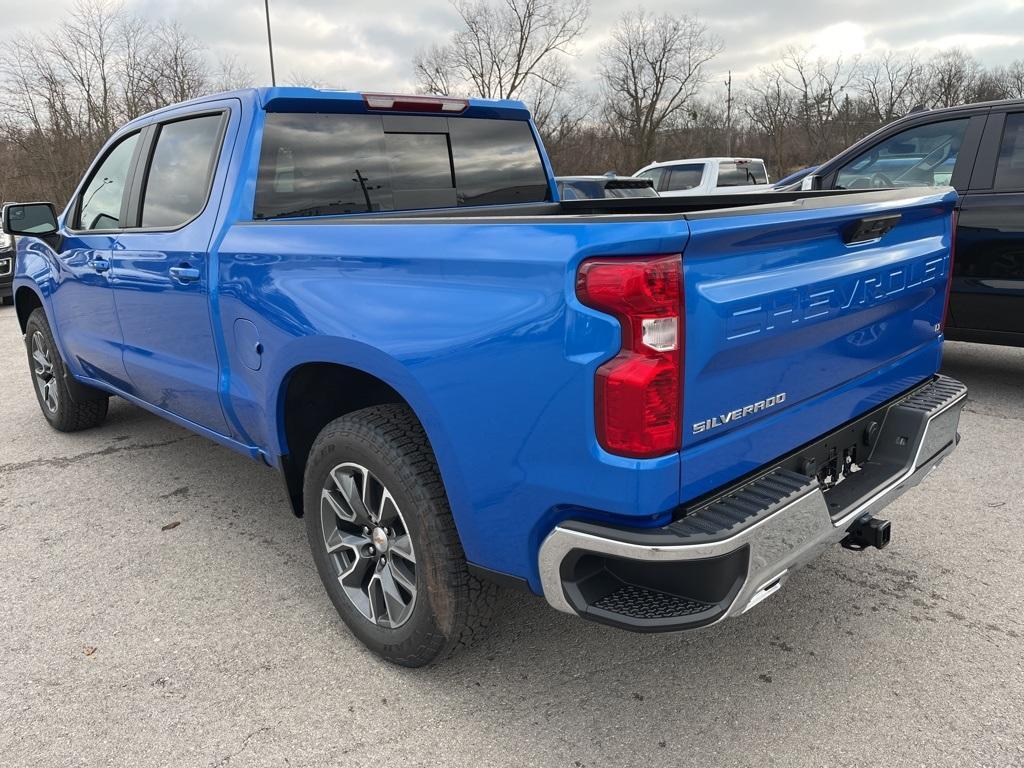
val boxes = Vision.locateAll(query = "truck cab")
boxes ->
[633,157,771,196]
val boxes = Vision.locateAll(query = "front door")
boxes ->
[111,109,233,433]
[49,131,141,388]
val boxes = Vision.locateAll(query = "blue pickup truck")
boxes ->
[3,89,967,666]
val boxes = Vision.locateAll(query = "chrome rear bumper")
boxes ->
[538,375,967,632]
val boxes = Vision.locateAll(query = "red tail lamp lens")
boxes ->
[576,255,683,458]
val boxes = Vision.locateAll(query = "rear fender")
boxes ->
[265,336,470,535]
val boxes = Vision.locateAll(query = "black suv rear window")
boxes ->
[254,113,549,219]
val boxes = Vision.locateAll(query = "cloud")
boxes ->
[3,0,1023,93]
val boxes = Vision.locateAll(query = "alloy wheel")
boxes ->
[320,462,417,629]
[31,331,58,414]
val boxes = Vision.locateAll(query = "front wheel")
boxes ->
[303,404,495,667]
[24,308,109,432]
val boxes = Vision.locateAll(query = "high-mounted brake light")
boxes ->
[941,209,958,333]
[362,93,468,113]
[576,255,683,458]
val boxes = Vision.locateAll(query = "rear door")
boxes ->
[110,104,235,432]
[955,108,1024,336]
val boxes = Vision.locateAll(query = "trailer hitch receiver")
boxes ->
[841,515,891,551]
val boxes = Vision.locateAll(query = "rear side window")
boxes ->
[663,164,703,191]
[141,114,224,228]
[717,161,768,187]
[995,112,1024,190]
[254,113,548,219]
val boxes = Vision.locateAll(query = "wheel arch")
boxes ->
[15,285,44,334]
[273,356,463,529]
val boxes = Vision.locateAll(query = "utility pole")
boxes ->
[725,70,733,156]
[264,0,277,87]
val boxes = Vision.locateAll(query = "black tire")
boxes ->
[24,308,109,432]
[303,404,495,667]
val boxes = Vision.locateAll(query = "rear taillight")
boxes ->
[941,209,957,333]
[576,255,683,458]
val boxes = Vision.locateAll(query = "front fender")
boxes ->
[13,239,60,337]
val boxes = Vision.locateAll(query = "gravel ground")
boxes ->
[1,301,1022,768]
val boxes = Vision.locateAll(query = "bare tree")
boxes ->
[212,55,257,92]
[774,47,858,160]
[43,0,122,138]
[859,51,926,122]
[529,59,592,162]
[974,65,1012,102]
[285,71,342,90]
[414,43,457,96]
[743,67,796,176]
[148,21,208,104]
[927,49,981,108]
[1006,60,1024,99]
[0,0,232,205]
[413,0,590,100]
[599,10,723,169]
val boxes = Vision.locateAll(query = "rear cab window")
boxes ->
[254,113,549,219]
[716,160,768,187]
[995,112,1024,190]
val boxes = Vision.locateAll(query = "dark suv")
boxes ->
[0,228,13,305]
[803,99,1024,348]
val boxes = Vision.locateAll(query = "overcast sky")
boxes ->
[5,0,1024,92]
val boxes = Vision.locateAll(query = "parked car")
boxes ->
[633,157,771,195]
[773,165,818,190]
[3,88,965,666]
[0,228,13,304]
[800,99,1024,347]
[556,174,658,200]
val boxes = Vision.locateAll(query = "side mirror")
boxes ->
[800,174,823,191]
[2,202,58,236]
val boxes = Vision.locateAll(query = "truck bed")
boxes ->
[278,188,871,221]
[226,186,957,585]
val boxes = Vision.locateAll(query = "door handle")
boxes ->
[91,258,111,273]
[170,265,201,284]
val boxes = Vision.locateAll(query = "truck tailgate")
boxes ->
[680,188,957,502]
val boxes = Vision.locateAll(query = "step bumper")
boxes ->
[537,375,968,632]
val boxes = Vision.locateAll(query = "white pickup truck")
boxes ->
[633,157,771,196]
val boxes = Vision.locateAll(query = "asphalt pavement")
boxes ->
[1,301,1022,767]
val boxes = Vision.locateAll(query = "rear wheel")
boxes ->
[303,404,495,667]
[24,308,109,432]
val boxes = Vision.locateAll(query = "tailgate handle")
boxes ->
[843,213,901,245]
